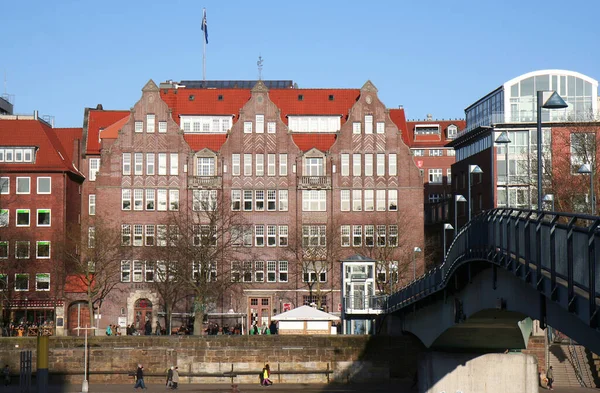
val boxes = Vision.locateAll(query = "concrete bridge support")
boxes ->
[418,352,539,393]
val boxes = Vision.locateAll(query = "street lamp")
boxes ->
[454,194,466,238]
[412,247,422,281]
[543,194,555,212]
[578,164,595,215]
[24,297,28,326]
[442,223,454,259]
[468,165,483,221]
[495,131,511,208]
[537,90,568,211]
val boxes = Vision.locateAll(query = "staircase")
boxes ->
[548,344,596,388]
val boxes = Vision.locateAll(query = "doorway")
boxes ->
[67,302,91,335]
[248,297,270,332]
[134,298,153,333]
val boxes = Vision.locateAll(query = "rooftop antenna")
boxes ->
[257,55,264,81]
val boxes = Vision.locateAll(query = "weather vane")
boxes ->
[257,55,264,80]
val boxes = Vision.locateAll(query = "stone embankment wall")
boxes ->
[0,335,425,384]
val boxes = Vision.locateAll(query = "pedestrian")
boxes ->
[171,366,179,389]
[3,364,10,386]
[134,364,147,390]
[261,322,270,335]
[155,321,162,336]
[144,320,152,336]
[261,364,273,386]
[269,320,277,335]
[105,324,112,336]
[166,366,173,388]
[546,366,554,390]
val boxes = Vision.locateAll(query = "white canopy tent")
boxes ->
[272,305,340,335]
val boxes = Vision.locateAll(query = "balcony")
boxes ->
[298,176,331,190]
[188,176,222,189]
[342,295,386,316]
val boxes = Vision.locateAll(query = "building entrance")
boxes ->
[134,298,152,333]
[248,297,270,332]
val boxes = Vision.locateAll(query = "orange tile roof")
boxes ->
[405,119,466,148]
[54,127,83,163]
[99,116,130,140]
[0,119,83,176]
[269,89,360,125]
[85,110,129,154]
[292,134,337,152]
[389,108,408,144]
[183,134,228,152]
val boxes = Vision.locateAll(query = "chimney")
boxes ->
[96,104,103,110]
[34,110,38,120]
[426,113,433,120]
[398,105,403,109]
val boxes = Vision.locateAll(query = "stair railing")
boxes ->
[568,339,588,387]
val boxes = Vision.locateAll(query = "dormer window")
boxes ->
[0,147,36,163]
[218,95,223,101]
[447,125,458,139]
[328,95,334,101]
[298,94,304,101]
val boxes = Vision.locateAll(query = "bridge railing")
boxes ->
[387,208,600,328]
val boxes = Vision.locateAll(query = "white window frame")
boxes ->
[302,190,326,211]
[244,121,253,133]
[341,225,350,247]
[145,225,155,246]
[279,261,288,282]
[255,261,265,282]
[255,190,264,211]
[170,153,178,176]
[133,225,143,247]
[279,154,288,176]
[121,261,131,282]
[134,189,144,211]
[35,273,50,291]
[267,190,276,211]
[133,260,144,282]
[376,122,385,134]
[16,209,30,227]
[89,158,100,181]
[352,190,362,211]
[267,154,276,176]
[37,209,51,227]
[365,115,373,134]
[353,122,361,134]
[278,225,288,247]
[341,154,349,176]
[121,225,131,246]
[135,121,143,133]
[37,177,51,194]
[157,189,167,211]
[169,189,179,211]
[364,154,373,177]
[267,122,276,134]
[122,189,132,210]
[158,121,167,133]
[36,241,51,259]
[255,225,265,247]
[88,194,96,215]
[279,190,288,211]
[0,209,8,228]
[134,153,143,175]
[231,190,241,211]
[146,153,155,175]
[255,115,264,133]
[15,241,30,259]
[376,154,385,176]
[122,153,131,175]
[267,225,276,247]
[232,154,240,176]
[16,177,30,194]
[352,154,361,176]
[158,153,167,175]
[146,189,155,210]
[341,190,350,211]
[243,154,252,176]
[0,177,9,194]
[14,273,29,291]
[243,190,253,211]
[267,261,276,282]
[146,114,155,133]
[353,225,362,247]
[389,154,397,176]
[255,154,264,176]
[428,169,443,184]
[364,190,374,211]
[388,189,398,211]
[376,190,386,211]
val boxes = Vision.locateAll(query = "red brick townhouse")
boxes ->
[76,79,424,335]
[0,113,83,336]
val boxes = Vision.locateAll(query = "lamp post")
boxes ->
[412,246,422,281]
[454,194,466,237]
[24,297,28,325]
[468,165,483,221]
[495,131,511,208]
[578,164,595,215]
[536,90,568,211]
[543,194,555,212]
[75,325,96,393]
[443,223,454,259]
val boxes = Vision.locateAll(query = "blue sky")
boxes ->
[2,0,598,127]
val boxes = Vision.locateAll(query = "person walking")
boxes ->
[171,366,179,389]
[546,366,554,390]
[155,321,162,336]
[3,365,10,386]
[134,364,147,390]
[261,364,273,386]
[105,324,112,336]
[166,366,173,388]
[144,320,152,336]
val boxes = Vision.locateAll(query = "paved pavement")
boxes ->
[2,383,598,393]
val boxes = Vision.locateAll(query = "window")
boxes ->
[37,209,51,226]
[364,154,373,176]
[352,190,362,211]
[122,153,131,175]
[304,157,323,176]
[37,177,51,194]
[255,154,264,176]
[388,190,398,211]
[232,154,240,176]
[341,189,350,211]
[377,154,385,176]
[267,225,276,247]
[231,190,241,211]
[169,190,179,211]
[132,225,143,246]
[145,225,155,246]
[146,114,155,133]
[302,225,326,247]
[134,189,144,210]
[244,154,252,176]
[413,149,424,157]
[267,154,276,176]
[0,242,8,258]
[376,225,386,247]
[36,241,50,258]
[279,190,288,211]
[0,210,7,227]
[267,261,276,282]
[279,261,288,282]
[158,154,167,175]
[254,190,264,211]
[89,158,100,181]
[447,168,452,184]
[15,274,29,291]
[16,177,30,194]
[341,154,349,176]
[16,241,30,259]
[447,149,456,156]
[255,115,264,133]
[570,133,595,172]
[230,261,241,282]
[16,209,30,226]
[278,225,288,246]
[243,190,253,211]
[255,261,264,282]
[267,122,276,133]
[353,122,361,134]
[134,153,143,175]
[244,121,252,133]
[376,190,386,211]
[376,122,385,134]
[447,125,458,139]
[121,261,131,282]
[364,190,374,211]
[353,225,362,247]
[89,195,96,215]
[365,115,373,134]
[170,153,178,175]
[135,121,143,133]
[302,190,326,211]
[428,169,443,183]
[279,154,288,176]
[0,177,8,194]
[122,189,131,210]
[353,154,361,176]
[157,189,167,211]
[341,225,350,247]
[365,225,375,247]
[145,261,155,281]
[389,225,398,246]
[429,194,442,203]
[241,261,252,282]
[158,121,167,133]
[146,153,155,175]
[267,190,276,211]
[131,261,143,282]
[389,154,397,176]
[196,157,215,176]
[156,225,167,247]
[0,274,6,289]
[429,149,443,157]
[88,227,95,248]
[193,190,217,211]
[255,225,264,247]
[146,189,155,210]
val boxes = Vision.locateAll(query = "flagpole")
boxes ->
[202,8,206,82]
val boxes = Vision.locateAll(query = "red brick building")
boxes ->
[76,79,424,334]
[0,114,83,335]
